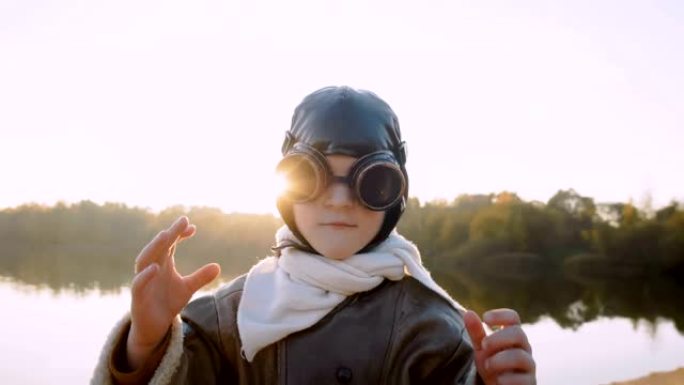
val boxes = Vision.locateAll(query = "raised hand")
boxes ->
[464,309,536,385]
[126,216,221,370]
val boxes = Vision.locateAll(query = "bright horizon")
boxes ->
[1,1,682,215]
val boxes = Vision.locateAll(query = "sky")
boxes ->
[1,0,682,215]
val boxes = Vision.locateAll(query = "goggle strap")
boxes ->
[281,131,296,155]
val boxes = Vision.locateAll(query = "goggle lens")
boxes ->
[357,163,404,210]
[276,150,405,210]
[277,155,321,202]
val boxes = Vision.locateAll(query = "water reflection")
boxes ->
[1,248,682,335]
[435,267,684,335]
[2,278,683,385]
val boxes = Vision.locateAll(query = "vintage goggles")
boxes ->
[276,144,407,211]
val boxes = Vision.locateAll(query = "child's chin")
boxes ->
[317,246,357,260]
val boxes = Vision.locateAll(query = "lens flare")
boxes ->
[274,171,290,198]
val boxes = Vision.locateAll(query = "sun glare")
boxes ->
[273,171,289,201]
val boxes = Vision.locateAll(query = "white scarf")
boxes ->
[236,226,465,362]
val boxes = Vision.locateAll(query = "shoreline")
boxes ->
[604,367,684,385]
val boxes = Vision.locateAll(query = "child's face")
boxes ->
[293,155,385,260]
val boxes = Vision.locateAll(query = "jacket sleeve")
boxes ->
[90,295,233,385]
[382,282,480,385]
[107,320,172,385]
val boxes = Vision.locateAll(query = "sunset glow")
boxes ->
[1,1,682,214]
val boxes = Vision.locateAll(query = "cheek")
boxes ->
[362,211,385,235]
[292,203,316,234]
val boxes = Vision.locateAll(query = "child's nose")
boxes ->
[323,181,354,208]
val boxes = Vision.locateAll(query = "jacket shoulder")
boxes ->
[182,274,247,365]
[182,274,246,317]
[215,274,247,300]
[180,275,246,346]
[396,276,465,324]
[382,276,475,383]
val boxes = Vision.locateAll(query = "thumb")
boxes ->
[464,310,486,351]
[184,263,221,294]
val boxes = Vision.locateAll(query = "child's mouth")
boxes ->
[321,222,356,228]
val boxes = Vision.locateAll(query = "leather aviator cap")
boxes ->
[276,86,409,253]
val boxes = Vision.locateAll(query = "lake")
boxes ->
[1,276,683,385]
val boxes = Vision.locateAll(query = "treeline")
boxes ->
[0,188,682,291]
[402,190,684,332]
[1,189,683,332]
[0,202,282,291]
[398,189,684,278]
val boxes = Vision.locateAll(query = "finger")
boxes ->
[135,217,190,272]
[482,325,532,355]
[175,225,197,249]
[485,348,535,375]
[164,216,191,243]
[131,263,159,297]
[463,310,486,351]
[183,263,221,294]
[134,230,169,273]
[179,224,196,240]
[161,224,198,274]
[498,372,536,385]
[483,308,521,328]
[165,243,178,271]
[161,217,192,264]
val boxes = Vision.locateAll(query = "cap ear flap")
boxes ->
[359,202,404,253]
[275,196,317,253]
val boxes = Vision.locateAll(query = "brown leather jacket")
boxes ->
[96,275,480,385]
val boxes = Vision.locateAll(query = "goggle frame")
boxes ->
[276,143,407,211]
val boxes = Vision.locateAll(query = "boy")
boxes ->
[92,86,535,385]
